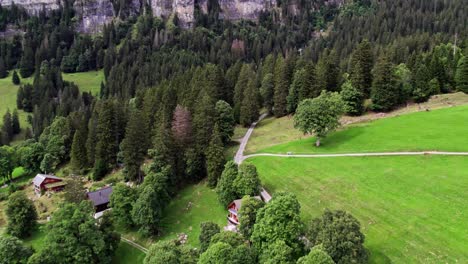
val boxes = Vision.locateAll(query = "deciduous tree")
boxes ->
[0,235,33,264]
[238,195,264,239]
[6,192,37,238]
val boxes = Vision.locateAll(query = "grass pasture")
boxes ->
[249,155,468,264]
[256,104,468,154]
[63,70,104,96]
[159,182,227,247]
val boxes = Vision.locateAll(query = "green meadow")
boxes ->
[249,155,468,264]
[256,105,468,154]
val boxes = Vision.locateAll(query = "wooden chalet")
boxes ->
[32,174,66,195]
[227,196,262,225]
[87,186,113,214]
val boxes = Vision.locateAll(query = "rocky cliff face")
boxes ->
[0,0,340,33]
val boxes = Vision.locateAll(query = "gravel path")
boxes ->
[234,113,268,164]
[121,237,149,253]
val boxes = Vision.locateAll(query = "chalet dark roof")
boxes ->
[230,196,262,211]
[87,186,113,207]
[32,174,63,186]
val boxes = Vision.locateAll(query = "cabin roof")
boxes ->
[32,174,63,186]
[87,186,113,207]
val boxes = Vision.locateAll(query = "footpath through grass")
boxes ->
[256,105,468,154]
[249,155,468,264]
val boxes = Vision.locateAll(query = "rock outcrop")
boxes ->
[0,0,342,33]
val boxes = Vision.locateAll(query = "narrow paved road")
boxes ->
[242,151,468,162]
[234,113,268,164]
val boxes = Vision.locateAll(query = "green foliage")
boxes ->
[199,242,255,264]
[132,170,170,236]
[144,240,198,264]
[0,235,33,264]
[412,63,433,103]
[294,91,345,146]
[455,56,468,93]
[340,79,364,116]
[11,109,20,135]
[238,195,264,239]
[234,163,261,197]
[70,121,88,171]
[205,124,225,188]
[216,161,239,206]
[31,202,120,264]
[240,78,260,127]
[19,40,34,78]
[306,210,367,264]
[199,222,221,252]
[297,245,335,264]
[316,50,340,93]
[6,191,37,238]
[214,100,235,145]
[0,146,15,183]
[287,68,306,113]
[1,110,12,145]
[274,55,294,117]
[251,192,304,259]
[12,70,20,85]
[350,40,374,96]
[121,109,149,181]
[109,183,137,228]
[234,64,255,122]
[260,73,275,114]
[371,55,400,111]
[63,175,86,204]
[95,100,121,177]
[210,231,244,248]
[260,239,295,264]
[0,58,7,78]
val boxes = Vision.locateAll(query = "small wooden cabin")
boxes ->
[87,186,113,213]
[32,174,66,195]
[227,196,262,225]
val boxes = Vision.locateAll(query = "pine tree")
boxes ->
[260,73,275,114]
[350,40,374,96]
[0,57,8,78]
[86,111,98,167]
[455,56,468,93]
[12,70,20,85]
[273,55,291,117]
[240,79,260,127]
[94,101,117,179]
[19,39,35,78]
[316,50,340,92]
[340,79,364,116]
[193,93,216,153]
[300,62,319,101]
[412,63,432,103]
[70,120,88,171]
[1,110,13,145]
[214,100,235,145]
[205,124,225,188]
[11,109,20,135]
[234,64,253,122]
[216,161,239,206]
[121,110,149,182]
[371,56,400,111]
[287,68,306,113]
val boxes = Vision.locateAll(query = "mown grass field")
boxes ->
[63,70,104,96]
[249,155,468,264]
[256,104,468,154]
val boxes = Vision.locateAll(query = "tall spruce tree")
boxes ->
[12,70,20,85]
[316,49,340,92]
[234,64,253,122]
[299,62,319,101]
[214,100,235,145]
[1,110,13,145]
[19,39,35,78]
[287,68,306,113]
[240,79,260,127]
[11,109,20,135]
[455,56,468,93]
[205,124,225,188]
[94,101,118,179]
[121,109,149,182]
[0,57,7,78]
[260,73,275,114]
[412,63,432,103]
[350,40,374,96]
[274,55,294,117]
[371,55,400,111]
[70,120,88,171]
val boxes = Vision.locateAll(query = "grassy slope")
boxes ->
[62,70,104,96]
[159,182,227,247]
[256,104,468,154]
[249,156,468,264]
[246,93,468,154]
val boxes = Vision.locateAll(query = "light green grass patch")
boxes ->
[112,242,146,264]
[257,105,468,154]
[23,226,47,252]
[0,72,33,128]
[159,182,227,248]
[63,70,104,96]
[249,155,468,264]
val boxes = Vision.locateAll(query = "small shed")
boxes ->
[32,174,66,195]
[87,186,113,213]
[227,196,261,225]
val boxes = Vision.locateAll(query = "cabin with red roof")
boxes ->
[227,196,262,225]
[32,174,66,195]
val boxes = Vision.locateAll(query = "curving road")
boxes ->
[234,113,268,164]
